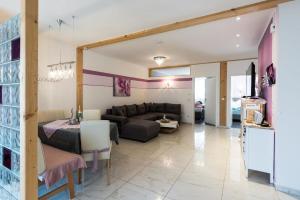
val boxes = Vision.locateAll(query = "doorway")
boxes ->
[230,75,247,128]
[194,77,217,126]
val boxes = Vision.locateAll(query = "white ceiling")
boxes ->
[0,0,273,67]
[92,9,273,67]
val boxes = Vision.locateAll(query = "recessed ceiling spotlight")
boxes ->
[236,44,240,48]
[236,16,241,21]
[236,33,240,38]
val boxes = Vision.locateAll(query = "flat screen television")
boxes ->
[246,62,256,97]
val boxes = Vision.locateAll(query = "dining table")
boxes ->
[38,121,119,154]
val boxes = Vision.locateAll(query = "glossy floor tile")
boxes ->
[74,124,299,200]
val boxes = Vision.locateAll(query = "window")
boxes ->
[149,66,191,77]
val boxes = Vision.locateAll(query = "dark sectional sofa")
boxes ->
[101,103,181,142]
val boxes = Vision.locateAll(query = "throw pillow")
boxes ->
[126,104,138,117]
[155,103,165,113]
[165,103,181,114]
[137,104,146,114]
[112,106,127,116]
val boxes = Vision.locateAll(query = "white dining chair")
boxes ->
[82,109,101,120]
[80,120,111,185]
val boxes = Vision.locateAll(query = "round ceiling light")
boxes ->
[153,56,167,66]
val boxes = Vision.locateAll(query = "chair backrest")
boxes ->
[83,109,101,120]
[38,110,70,123]
[80,120,110,152]
[37,138,46,175]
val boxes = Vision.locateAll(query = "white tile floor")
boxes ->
[75,124,300,200]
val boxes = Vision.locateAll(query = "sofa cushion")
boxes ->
[149,103,156,112]
[155,103,165,113]
[144,103,152,112]
[126,104,138,117]
[121,119,160,142]
[137,104,146,114]
[112,106,127,116]
[165,103,181,115]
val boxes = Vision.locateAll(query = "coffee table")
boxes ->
[156,120,179,133]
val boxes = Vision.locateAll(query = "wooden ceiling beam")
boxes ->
[79,0,291,50]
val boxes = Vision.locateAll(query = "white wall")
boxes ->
[38,34,76,111]
[274,1,300,194]
[83,50,148,113]
[84,50,147,79]
[226,59,258,127]
[192,63,220,126]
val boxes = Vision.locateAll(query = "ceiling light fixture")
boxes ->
[236,44,240,48]
[236,33,240,38]
[153,56,167,66]
[236,16,241,21]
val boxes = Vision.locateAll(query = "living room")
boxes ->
[0,0,300,200]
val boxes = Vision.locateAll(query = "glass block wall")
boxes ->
[0,15,21,200]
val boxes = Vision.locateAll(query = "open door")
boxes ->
[205,77,216,125]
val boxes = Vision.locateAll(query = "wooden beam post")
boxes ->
[79,0,291,49]
[220,62,227,127]
[20,0,38,199]
[76,47,83,110]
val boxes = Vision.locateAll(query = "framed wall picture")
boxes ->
[113,76,131,97]
[266,63,276,85]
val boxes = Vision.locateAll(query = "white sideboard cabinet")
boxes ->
[241,122,275,183]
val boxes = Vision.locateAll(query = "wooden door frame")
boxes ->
[219,62,228,127]
[20,0,39,199]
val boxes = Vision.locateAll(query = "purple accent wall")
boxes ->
[258,21,273,124]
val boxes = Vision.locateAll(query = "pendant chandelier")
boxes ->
[39,17,76,82]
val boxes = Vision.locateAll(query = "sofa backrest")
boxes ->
[106,103,181,116]
[165,103,181,114]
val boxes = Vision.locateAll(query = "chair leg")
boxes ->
[106,159,111,185]
[67,170,75,199]
[77,169,82,184]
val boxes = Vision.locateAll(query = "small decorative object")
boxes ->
[262,64,276,88]
[160,115,170,123]
[69,108,78,125]
[77,105,83,122]
[113,77,131,97]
